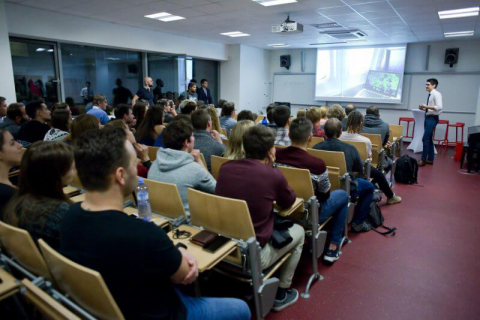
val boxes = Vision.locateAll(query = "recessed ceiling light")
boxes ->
[253,0,297,6]
[438,7,479,19]
[47,49,54,52]
[221,31,243,36]
[36,48,45,52]
[268,43,290,47]
[221,31,250,37]
[145,12,185,22]
[444,30,474,37]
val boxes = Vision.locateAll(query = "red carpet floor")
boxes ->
[268,147,480,320]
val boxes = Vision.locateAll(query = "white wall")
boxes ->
[0,0,16,103]
[220,45,241,105]
[5,3,227,61]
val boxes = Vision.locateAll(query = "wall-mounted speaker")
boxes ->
[280,55,291,70]
[445,48,459,68]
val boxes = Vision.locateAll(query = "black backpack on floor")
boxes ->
[394,155,418,184]
[366,191,397,236]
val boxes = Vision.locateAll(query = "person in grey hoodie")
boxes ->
[147,120,216,214]
[361,105,390,146]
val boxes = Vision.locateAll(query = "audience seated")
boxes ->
[148,120,216,213]
[318,106,328,126]
[18,100,51,144]
[0,130,22,219]
[207,105,226,139]
[266,104,277,130]
[361,105,390,146]
[179,99,197,116]
[220,102,237,136]
[50,102,71,114]
[313,119,374,232]
[275,118,348,262]
[327,104,345,123]
[273,105,292,146]
[86,94,109,125]
[236,110,256,122]
[196,100,205,109]
[217,99,227,111]
[70,114,100,145]
[158,98,177,123]
[0,103,28,139]
[4,141,74,249]
[135,105,165,146]
[216,125,304,311]
[44,109,71,141]
[224,120,254,160]
[132,101,148,130]
[342,111,401,205]
[0,97,6,121]
[180,82,198,101]
[296,108,306,118]
[191,109,226,171]
[61,127,249,319]
[306,107,325,138]
[342,104,356,130]
[114,104,136,129]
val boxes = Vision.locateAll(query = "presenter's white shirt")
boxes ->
[426,89,442,116]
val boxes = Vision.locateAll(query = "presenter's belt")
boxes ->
[426,114,439,118]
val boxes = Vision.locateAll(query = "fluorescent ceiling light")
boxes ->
[229,33,250,37]
[145,12,185,22]
[438,7,479,19]
[36,48,45,52]
[268,43,290,47]
[220,31,250,37]
[254,0,297,7]
[47,49,54,52]
[444,30,474,37]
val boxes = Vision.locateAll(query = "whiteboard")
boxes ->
[273,74,317,106]
[408,74,480,113]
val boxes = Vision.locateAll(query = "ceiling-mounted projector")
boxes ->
[272,15,303,34]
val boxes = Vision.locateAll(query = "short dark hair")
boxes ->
[74,127,129,191]
[237,110,255,122]
[273,105,291,127]
[345,104,356,116]
[51,109,70,132]
[324,118,342,139]
[289,118,313,144]
[266,103,276,114]
[200,79,207,84]
[114,104,132,120]
[51,103,69,113]
[366,105,379,117]
[346,110,364,134]
[267,108,275,123]
[86,81,91,85]
[222,102,235,117]
[191,109,210,130]
[427,78,438,88]
[217,99,227,109]
[243,125,275,160]
[188,82,196,90]
[7,103,24,120]
[26,100,44,119]
[0,97,5,103]
[162,120,194,150]
[180,100,197,115]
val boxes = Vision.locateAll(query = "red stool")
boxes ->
[443,122,465,147]
[433,120,449,149]
[399,117,415,139]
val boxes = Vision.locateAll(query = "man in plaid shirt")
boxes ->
[274,105,291,146]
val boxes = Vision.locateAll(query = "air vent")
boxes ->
[311,22,343,29]
[321,30,367,40]
[310,41,347,46]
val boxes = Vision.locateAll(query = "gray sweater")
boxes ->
[193,130,226,171]
[361,114,390,145]
[147,148,216,214]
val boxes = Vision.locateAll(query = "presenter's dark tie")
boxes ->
[425,93,431,114]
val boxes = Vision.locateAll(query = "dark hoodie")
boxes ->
[361,114,390,145]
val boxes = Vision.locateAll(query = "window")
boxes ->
[192,58,219,104]
[148,54,186,103]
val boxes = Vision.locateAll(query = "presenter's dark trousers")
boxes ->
[422,115,439,162]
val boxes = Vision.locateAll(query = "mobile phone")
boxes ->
[203,236,230,253]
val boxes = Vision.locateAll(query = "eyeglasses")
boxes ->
[172,228,191,239]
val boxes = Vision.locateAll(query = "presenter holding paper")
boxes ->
[418,78,442,166]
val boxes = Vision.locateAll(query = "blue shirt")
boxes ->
[136,87,154,106]
[87,107,109,125]
[220,116,237,136]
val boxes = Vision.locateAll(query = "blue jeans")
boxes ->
[351,178,374,225]
[319,189,348,245]
[422,116,439,162]
[176,290,251,320]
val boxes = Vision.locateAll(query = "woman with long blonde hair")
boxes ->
[224,120,254,160]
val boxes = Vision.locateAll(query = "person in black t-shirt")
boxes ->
[18,100,51,144]
[132,77,154,107]
[0,129,22,220]
[112,78,133,106]
[61,127,250,320]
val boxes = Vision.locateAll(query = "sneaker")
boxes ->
[272,289,299,312]
[387,194,402,205]
[324,247,340,263]
[351,222,371,233]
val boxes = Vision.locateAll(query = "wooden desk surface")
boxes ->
[123,207,169,228]
[71,194,85,203]
[63,185,81,197]
[274,198,305,217]
[168,225,237,273]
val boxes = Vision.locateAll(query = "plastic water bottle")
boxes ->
[261,117,268,127]
[136,177,152,221]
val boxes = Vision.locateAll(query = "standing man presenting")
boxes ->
[418,78,442,166]
[80,81,94,104]
[132,77,154,107]
[197,79,212,104]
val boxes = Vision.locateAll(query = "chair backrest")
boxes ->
[255,115,265,124]
[210,155,231,180]
[360,133,383,148]
[220,128,227,137]
[199,153,208,169]
[148,146,159,162]
[340,140,368,162]
[143,179,187,219]
[275,145,287,149]
[308,137,324,149]
[38,239,124,320]
[0,220,51,280]
[307,148,348,176]
[188,189,255,241]
[326,166,341,191]
[221,138,229,147]
[389,124,403,142]
[21,278,81,320]
[277,166,314,200]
